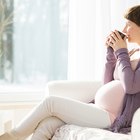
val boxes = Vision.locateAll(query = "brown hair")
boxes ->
[124,5,140,26]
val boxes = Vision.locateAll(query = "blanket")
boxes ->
[52,125,131,140]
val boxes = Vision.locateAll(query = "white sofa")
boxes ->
[45,80,140,140]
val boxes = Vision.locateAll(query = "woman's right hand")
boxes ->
[105,30,127,51]
[105,35,112,48]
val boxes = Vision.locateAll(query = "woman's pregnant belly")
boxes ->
[95,80,125,122]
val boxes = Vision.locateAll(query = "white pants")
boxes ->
[13,96,111,140]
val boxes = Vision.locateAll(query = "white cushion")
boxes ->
[131,108,140,140]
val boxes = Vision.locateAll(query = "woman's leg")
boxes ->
[0,96,111,139]
[31,117,65,140]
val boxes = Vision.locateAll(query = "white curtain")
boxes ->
[13,0,69,84]
[68,0,140,81]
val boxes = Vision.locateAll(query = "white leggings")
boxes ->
[13,96,111,140]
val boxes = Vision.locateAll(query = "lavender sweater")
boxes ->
[104,47,140,133]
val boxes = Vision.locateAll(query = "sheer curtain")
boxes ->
[68,0,140,81]
[12,0,69,84]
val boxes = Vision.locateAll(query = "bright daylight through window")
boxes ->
[0,0,69,85]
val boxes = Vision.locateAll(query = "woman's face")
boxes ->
[123,20,140,45]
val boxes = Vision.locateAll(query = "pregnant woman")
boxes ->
[1,4,140,140]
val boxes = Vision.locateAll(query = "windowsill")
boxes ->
[0,84,47,109]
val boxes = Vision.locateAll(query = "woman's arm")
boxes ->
[115,48,140,94]
[103,47,117,84]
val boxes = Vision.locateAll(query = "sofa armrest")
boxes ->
[131,108,140,140]
[47,80,102,103]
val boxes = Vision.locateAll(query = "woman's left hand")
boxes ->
[108,30,127,51]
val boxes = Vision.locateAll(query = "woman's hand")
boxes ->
[105,30,127,51]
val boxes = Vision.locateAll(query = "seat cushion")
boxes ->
[52,124,131,140]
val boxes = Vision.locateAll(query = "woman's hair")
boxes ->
[124,5,140,26]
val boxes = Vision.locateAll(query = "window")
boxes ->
[0,0,69,85]
[0,0,13,82]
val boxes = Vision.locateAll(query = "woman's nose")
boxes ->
[122,27,127,33]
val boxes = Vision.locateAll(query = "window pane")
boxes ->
[0,0,69,84]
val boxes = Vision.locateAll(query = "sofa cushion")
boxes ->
[52,124,131,140]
